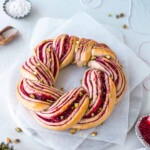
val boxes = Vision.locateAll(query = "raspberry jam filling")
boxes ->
[38,41,52,62]
[61,36,71,62]
[20,81,55,102]
[96,58,125,97]
[96,57,119,85]
[53,52,58,77]
[29,60,50,83]
[78,39,89,59]
[37,93,85,123]
[55,39,61,54]
[31,57,54,86]
[138,116,150,145]
[39,42,58,78]
[84,72,106,118]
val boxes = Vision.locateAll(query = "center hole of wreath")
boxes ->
[55,64,87,92]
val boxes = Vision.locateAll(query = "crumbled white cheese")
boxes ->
[5,0,31,18]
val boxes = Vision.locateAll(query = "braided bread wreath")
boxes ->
[16,34,127,131]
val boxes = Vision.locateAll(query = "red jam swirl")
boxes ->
[38,42,51,61]
[84,72,106,118]
[37,93,85,123]
[138,116,150,145]
[61,36,71,60]
[20,81,55,102]
[96,57,125,98]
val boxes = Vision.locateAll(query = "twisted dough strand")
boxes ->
[88,57,127,103]
[34,40,59,80]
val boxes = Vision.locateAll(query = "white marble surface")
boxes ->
[0,0,150,150]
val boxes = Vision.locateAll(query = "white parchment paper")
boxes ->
[4,13,150,150]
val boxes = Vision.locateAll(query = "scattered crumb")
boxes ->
[91,132,97,136]
[123,24,128,29]
[70,128,77,134]
[108,14,112,17]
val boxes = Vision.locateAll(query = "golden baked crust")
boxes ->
[16,34,127,131]
[92,43,117,61]
[74,38,96,67]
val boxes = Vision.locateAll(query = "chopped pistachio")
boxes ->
[1,143,6,149]
[110,75,114,80]
[76,41,79,44]
[0,142,4,148]
[46,48,50,52]
[5,137,12,143]
[60,87,64,91]
[89,98,92,101]
[42,40,47,44]
[32,66,36,69]
[70,128,77,134]
[46,68,49,72]
[123,24,128,29]
[70,40,73,44]
[36,63,40,67]
[60,116,64,120]
[47,100,53,103]
[98,108,102,112]
[91,132,97,136]
[91,56,96,60]
[108,14,112,17]
[33,71,37,75]
[88,43,92,47]
[80,44,83,47]
[15,127,22,132]
[80,79,82,84]
[75,47,78,53]
[29,94,35,99]
[106,55,111,59]
[39,79,43,83]
[91,113,95,117]
[13,139,20,143]
[116,14,120,19]
[74,103,79,108]
[79,133,83,136]
[79,92,83,97]
[86,108,90,113]
[120,13,125,17]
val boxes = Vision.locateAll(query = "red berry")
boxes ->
[146,116,150,125]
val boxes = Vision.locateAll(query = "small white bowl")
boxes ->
[3,0,32,19]
[135,114,150,150]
